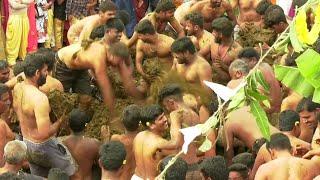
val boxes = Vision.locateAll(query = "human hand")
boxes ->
[302,148,320,159]
[42,3,51,10]
[100,125,111,142]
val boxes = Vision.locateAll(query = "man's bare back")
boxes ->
[255,156,320,180]
[63,136,100,180]
[39,76,64,94]
[67,15,98,44]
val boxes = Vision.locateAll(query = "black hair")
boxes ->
[13,62,25,76]
[264,5,287,28]
[266,133,292,151]
[135,19,156,35]
[184,12,204,29]
[285,52,299,67]
[159,156,188,180]
[171,37,196,54]
[0,60,8,70]
[122,104,141,132]
[296,97,320,113]
[158,83,183,104]
[252,138,267,157]
[228,163,249,179]
[90,25,105,40]
[279,110,300,131]
[37,48,55,71]
[105,18,125,32]
[99,141,126,171]
[292,0,308,8]
[155,0,176,13]
[69,108,91,133]
[0,172,22,180]
[48,168,69,180]
[211,17,234,37]
[99,0,117,13]
[108,42,130,59]
[0,83,9,98]
[256,0,272,15]
[238,47,260,61]
[232,152,254,169]
[116,10,130,26]
[140,104,164,127]
[200,156,228,180]
[23,53,47,78]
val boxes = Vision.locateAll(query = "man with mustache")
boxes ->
[184,0,236,32]
[12,53,77,177]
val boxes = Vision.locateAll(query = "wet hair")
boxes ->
[252,138,267,157]
[37,48,55,71]
[90,25,105,40]
[105,18,125,32]
[140,104,164,127]
[256,0,272,15]
[158,83,183,104]
[13,62,25,76]
[23,53,47,78]
[159,156,188,180]
[296,97,320,113]
[211,17,234,37]
[99,0,117,13]
[184,12,204,28]
[3,140,27,165]
[155,0,176,13]
[266,133,292,151]
[108,42,130,59]
[116,10,130,26]
[293,0,308,8]
[200,156,228,180]
[69,108,91,133]
[285,52,299,67]
[122,104,141,132]
[238,47,260,61]
[171,37,196,54]
[232,153,254,169]
[0,83,9,98]
[228,163,249,179]
[135,19,156,35]
[0,60,8,70]
[99,141,126,171]
[48,168,69,180]
[229,59,249,75]
[264,5,287,28]
[279,110,300,131]
[0,172,22,180]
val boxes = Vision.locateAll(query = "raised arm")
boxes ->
[169,17,185,38]
[135,40,147,78]
[224,1,237,25]
[169,111,184,147]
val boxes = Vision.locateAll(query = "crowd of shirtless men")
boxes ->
[0,0,319,179]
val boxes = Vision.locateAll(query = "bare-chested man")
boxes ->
[174,0,198,25]
[134,19,174,79]
[238,47,281,114]
[227,59,249,89]
[63,108,100,180]
[186,0,236,31]
[158,84,216,165]
[281,88,303,112]
[0,84,15,166]
[230,0,262,26]
[99,141,127,180]
[67,0,116,44]
[12,53,76,177]
[133,104,178,179]
[255,133,320,180]
[184,12,214,52]
[263,5,289,35]
[108,104,141,180]
[128,0,184,47]
[251,110,311,179]
[296,97,320,143]
[171,37,212,90]
[200,17,242,84]
[55,21,145,113]
[223,106,279,165]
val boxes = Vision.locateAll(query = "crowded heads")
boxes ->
[107,42,130,66]
[122,104,141,132]
[155,0,176,20]
[171,37,196,64]
[104,18,125,42]
[3,140,27,165]
[279,110,301,136]
[141,104,168,131]
[184,12,204,36]
[296,97,320,129]
[158,83,183,112]
[99,141,126,172]
[135,19,156,43]
[266,133,292,159]
[264,5,287,34]
[0,60,9,83]
[211,17,234,43]
[23,53,48,86]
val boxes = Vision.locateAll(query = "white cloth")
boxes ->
[131,174,144,180]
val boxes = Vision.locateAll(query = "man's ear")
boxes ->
[98,159,103,169]
[235,70,242,79]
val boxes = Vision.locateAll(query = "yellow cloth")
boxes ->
[0,16,6,60]
[6,13,29,66]
[45,9,54,48]
[54,18,64,49]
